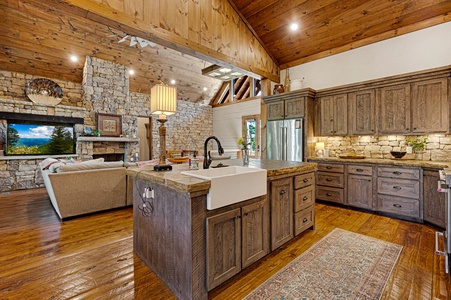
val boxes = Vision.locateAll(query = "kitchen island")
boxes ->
[126,159,316,300]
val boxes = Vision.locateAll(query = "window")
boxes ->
[211,76,261,106]
[242,115,260,158]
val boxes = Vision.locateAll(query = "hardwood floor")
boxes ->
[0,188,449,299]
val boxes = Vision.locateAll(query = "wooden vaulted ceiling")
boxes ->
[232,0,451,68]
[1,0,450,104]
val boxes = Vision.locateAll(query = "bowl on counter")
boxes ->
[390,151,407,159]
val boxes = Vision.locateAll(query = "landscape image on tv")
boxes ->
[7,122,75,155]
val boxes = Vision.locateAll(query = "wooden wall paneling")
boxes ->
[188,0,202,44]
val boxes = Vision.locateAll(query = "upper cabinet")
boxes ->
[377,84,411,134]
[318,94,348,136]
[411,78,448,133]
[348,89,376,135]
[267,97,304,120]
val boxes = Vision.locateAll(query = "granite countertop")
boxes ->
[126,159,317,193]
[308,156,451,169]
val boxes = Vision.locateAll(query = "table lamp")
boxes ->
[316,142,325,157]
[151,83,177,171]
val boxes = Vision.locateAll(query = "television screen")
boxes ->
[6,121,75,155]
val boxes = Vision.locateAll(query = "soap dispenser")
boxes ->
[189,152,199,170]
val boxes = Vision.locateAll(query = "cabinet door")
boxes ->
[270,177,293,251]
[347,174,373,210]
[242,198,270,269]
[348,89,376,135]
[267,101,285,120]
[411,78,448,133]
[423,170,446,228]
[319,94,347,136]
[378,84,411,134]
[206,208,241,290]
[285,98,304,118]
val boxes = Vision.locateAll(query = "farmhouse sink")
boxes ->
[181,166,267,210]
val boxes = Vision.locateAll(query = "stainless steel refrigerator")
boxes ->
[266,118,303,161]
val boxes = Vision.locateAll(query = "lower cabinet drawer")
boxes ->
[294,186,314,212]
[377,195,420,219]
[294,205,314,236]
[317,172,344,188]
[316,186,344,203]
[294,172,315,189]
[377,177,420,198]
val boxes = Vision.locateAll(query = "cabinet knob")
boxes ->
[326,178,332,181]
[244,212,249,216]
[303,218,308,223]
[356,168,364,172]
[303,178,309,183]
[326,192,332,196]
[326,166,332,169]
[393,186,402,190]
[393,204,402,208]
[406,128,409,130]
[393,171,402,175]
[280,189,286,195]
[303,196,308,200]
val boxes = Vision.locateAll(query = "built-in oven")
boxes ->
[436,170,451,279]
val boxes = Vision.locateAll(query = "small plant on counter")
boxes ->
[237,136,250,149]
[93,130,102,137]
[407,137,427,152]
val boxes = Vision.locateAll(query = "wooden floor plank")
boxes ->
[0,188,449,299]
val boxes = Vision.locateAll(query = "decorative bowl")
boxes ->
[390,151,407,159]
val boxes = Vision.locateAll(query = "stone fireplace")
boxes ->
[77,136,139,162]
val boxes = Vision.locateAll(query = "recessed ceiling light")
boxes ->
[203,87,208,92]
[290,23,299,31]
[129,69,135,75]
[170,79,176,85]
[70,55,78,62]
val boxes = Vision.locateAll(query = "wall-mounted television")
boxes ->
[6,120,75,156]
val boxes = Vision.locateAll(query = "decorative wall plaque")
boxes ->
[26,78,64,105]
[97,113,122,137]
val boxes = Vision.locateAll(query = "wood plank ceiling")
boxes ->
[231,0,451,68]
[1,0,450,103]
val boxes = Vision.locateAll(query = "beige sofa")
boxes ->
[40,160,132,219]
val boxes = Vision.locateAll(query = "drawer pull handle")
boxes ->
[356,168,364,172]
[393,171,402,175]
[326,178,332,181]
[393,204,402,208]
[326,166,332,169]
[303,196,308,200]
[326,192,332,196]
[393,186,402,190]
[280,190,286,195]
[303,178,309,183]
[303,218,308,223]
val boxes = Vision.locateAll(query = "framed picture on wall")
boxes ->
[97,113,122,137]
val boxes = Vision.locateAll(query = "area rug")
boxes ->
[244,228,403,300]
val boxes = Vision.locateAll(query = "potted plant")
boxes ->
[93,129,102,137]
[407,137,427,160]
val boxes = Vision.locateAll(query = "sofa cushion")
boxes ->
[49,162,66,173]
[56,161,124,173]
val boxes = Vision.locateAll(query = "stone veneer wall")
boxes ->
[315,134,451,161]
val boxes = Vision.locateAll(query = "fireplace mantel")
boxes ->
[77,136,139,143]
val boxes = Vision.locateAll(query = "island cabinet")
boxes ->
[316,163,345,204]
[318,94,348,136]
[293,172,315,236]
[376,166,422,221]
[346,165,375,210]
[269,177,294,250]
[423,169,446,228]
[206,196,269,290]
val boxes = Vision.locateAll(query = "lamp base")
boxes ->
[153,164,173,171]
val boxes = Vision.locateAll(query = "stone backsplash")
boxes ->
[314,134,451,161]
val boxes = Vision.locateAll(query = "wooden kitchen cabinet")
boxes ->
[377,84,411,134]
[411,78,448,133]
[316,163,345,204]
[348,89,376,135]
[294,172,315,236]
[267,98,304,120]
[270,177,293,250]
[318,94,348,136]
[423,169,446,228]
[241,199,270,268]
[206,208,241,290]
[346,165,374,210]
[206,196,269,290]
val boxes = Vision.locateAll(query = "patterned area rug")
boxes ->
[244,228,402,300]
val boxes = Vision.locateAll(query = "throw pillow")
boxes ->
[49,162,66,173]
[41,158,59,170]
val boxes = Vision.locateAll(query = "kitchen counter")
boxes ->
[308,157,450,169]
[126,158,317,193]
